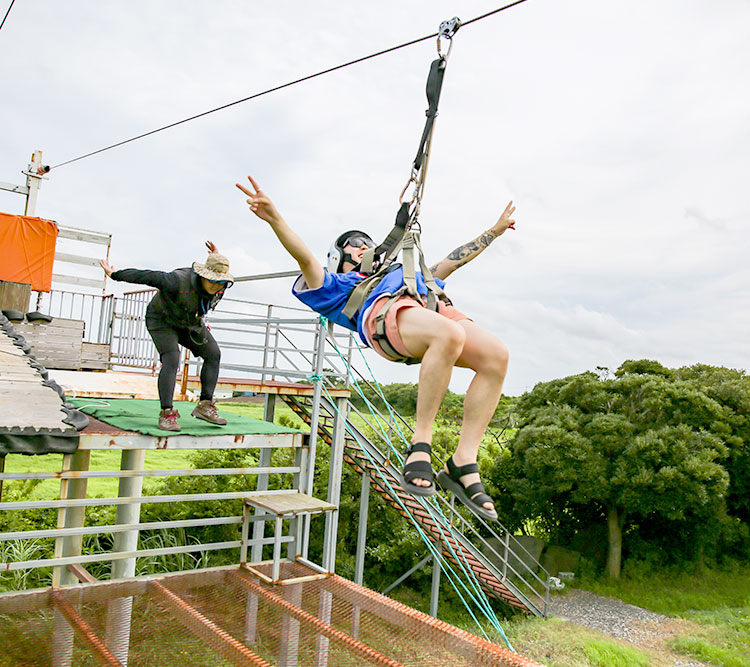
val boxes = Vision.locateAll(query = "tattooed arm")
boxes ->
[428,201,516,280]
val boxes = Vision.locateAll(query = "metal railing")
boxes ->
[314,391,550,617]
[1,271,549,619]
[33,289,114,344]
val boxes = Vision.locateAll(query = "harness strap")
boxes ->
[414,57,447,172]
[342,229,411,321]
[371,287,421,365]
[413,231,449,310]
[401,234,419,297]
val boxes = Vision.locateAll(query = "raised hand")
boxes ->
[235,176,282,225]
[491,201,516,236]
[205,240,218,254]
[99,259,114,277]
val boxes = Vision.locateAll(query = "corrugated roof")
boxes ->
[0,313,86,454]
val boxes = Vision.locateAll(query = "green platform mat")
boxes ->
[69,398,305,437]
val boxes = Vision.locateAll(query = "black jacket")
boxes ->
[110,267,226,331]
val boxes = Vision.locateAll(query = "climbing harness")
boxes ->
[342,17,462,364]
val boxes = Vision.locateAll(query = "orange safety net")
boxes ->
[0,565,544,667]
[0,212,58,292]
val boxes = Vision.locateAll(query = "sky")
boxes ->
[1,0,749,396]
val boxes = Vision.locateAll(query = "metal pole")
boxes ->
[24,150,47,311]
[381,555,432,596]
[501,530,510,581]
[286,447,305,561]
[52,449,91,667]
[321,396,348,572]
[251,397,275,563]
[261,304,272,384]
[430,554,442,618]
[300,320,327,559]
[279,583,302,667]
[313,589,332,667]
[23,150,44,217]
[105,449,145,666]
[241,503,260,646]
[351,467,370,640]
[354,470,370,586]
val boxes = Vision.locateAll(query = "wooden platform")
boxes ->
[47,369,350,400]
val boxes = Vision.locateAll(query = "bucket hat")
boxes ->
[192,253,234,284]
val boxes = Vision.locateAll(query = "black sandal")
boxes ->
[437,456,498,521]
[399,442,435,497]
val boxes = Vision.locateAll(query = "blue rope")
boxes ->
[319,384,498,641]
[320,337,515,649]
[347,341,511,630]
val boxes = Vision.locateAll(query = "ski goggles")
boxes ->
[343,236,375,249]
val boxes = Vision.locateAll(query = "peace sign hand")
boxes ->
[491,201,516,236]
[235,176,282,226]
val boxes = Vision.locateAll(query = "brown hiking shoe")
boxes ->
[158,408,181,432]
[191,400,227,425]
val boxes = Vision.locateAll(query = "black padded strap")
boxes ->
[372,202,410,258]
[414,57,447,172]
[446,458,479,477]
[403,460,434,484]
[407,441,432,455]
[463,482,491,503]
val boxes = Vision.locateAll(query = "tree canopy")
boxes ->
[490,360,747,578]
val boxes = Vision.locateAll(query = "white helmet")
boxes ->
[326,230,375,273]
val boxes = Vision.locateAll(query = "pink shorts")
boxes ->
[363,295,471,362]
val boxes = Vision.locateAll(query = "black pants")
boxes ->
[147,323,221,409]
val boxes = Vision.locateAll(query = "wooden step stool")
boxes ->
[242,492,336,585]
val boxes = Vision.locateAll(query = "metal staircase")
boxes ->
[280,391,550,617]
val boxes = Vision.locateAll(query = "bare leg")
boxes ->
[396,307,466,487]
[448,320,509,511]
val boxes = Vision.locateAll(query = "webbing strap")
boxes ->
[372,202,410,259]
[372,287,420,365]
[401,234,419,297]
[342,229,447,355]
[342,229,411,321]
[414,57,447,172]
[413,232,447,310]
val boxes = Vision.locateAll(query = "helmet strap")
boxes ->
[341,252,357,271]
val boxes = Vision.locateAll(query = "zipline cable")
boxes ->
[49,0,530,170]
[0,0,16,33]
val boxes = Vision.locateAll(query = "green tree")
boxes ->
[492,365,730,578]
[671,364,750,527]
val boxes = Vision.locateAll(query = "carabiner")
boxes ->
[399,168,419,205]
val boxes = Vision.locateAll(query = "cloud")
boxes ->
[2,0,749,397]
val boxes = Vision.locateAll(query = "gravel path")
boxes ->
[547,589,708,666]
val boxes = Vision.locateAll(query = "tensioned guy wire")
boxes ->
[49,0,530,170]
[0,0,16,33]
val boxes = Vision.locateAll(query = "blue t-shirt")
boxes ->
[292,266,446,345]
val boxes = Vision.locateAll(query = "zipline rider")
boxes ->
[236,175,515,521]
[100,242,233,432]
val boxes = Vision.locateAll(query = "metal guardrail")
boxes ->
[316,394,550,617]
[2,271,549,619]
[34,290,114,344]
